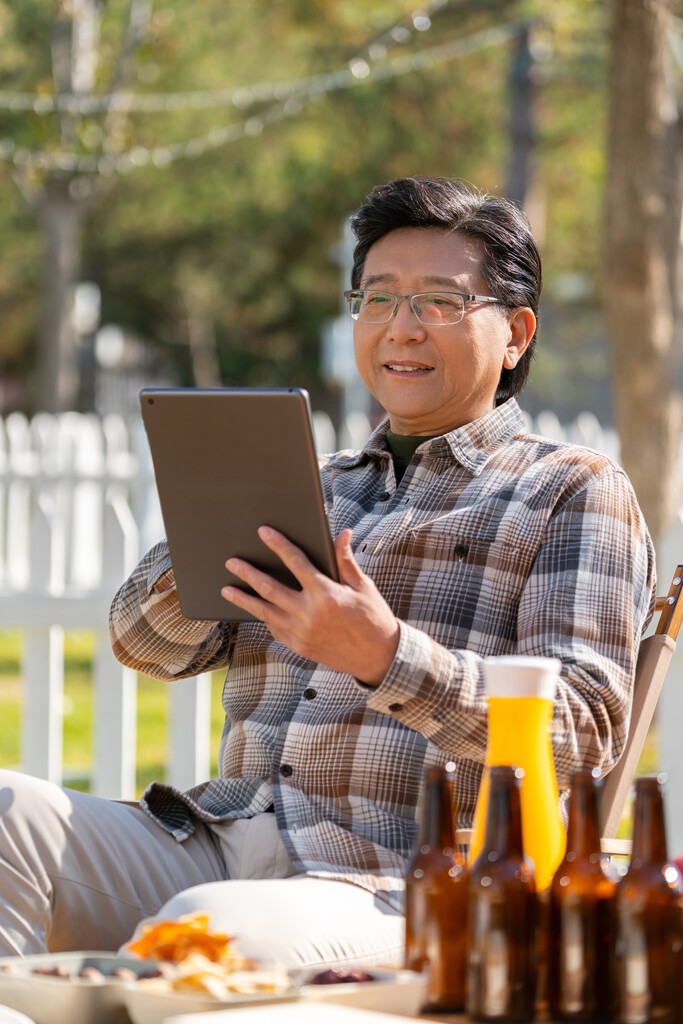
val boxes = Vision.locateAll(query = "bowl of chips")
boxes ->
[123,957,298,1024]
[123,911,251,967]
[121,912,298,1024]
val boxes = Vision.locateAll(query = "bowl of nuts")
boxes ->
[0,952,168,1024]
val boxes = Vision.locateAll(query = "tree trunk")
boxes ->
[26,0,149,413]
[35,180,90,412]
[506,25,536,209]
[605,0,682,544]
[184,292,222,388]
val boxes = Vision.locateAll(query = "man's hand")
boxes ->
[221,527,400,687]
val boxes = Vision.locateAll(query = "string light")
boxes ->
[0,79,325,115]
[0,1,449,116]
[0,16,529,175]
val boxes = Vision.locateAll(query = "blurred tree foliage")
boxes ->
[0,0,611,416]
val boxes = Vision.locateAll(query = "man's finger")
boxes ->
[334,529,366,589]
[257,526,324,586]
[220,583,271,621]
[225,555,297,610]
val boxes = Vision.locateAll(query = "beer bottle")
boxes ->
[404,762,468,1011]
[466,765,537,1023]
[615,774,683,1024]
[548,767,616,1022]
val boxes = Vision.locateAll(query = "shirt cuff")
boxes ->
[359,619,442,714]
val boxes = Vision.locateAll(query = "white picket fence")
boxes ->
[0,407,342,799]
[0,410,211,799]
[2,406,683,850]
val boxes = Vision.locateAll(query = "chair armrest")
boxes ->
[456,827,632,859]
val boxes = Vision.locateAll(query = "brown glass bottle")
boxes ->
[615,774,683,1024]
[466,765,537,1023]
[404,763,468,1011]
[547,768,616,1022]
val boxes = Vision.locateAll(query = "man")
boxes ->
[0,177,655,967]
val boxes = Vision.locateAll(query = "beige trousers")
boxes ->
[0,770,403,968]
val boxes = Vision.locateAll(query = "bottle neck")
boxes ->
[419,767,456,852]
[481,766,525,858]
[631,777,669,863]
[566,769,602,856]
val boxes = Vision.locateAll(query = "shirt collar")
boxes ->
[333,399,527,477]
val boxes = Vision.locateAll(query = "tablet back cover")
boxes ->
[140,387,337,621]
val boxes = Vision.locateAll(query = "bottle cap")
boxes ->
[483,655,560,700]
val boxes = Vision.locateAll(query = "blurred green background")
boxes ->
[0,0,614,424]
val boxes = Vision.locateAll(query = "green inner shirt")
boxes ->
[386,429,439,484]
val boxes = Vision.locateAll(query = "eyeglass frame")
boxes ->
[343,289,505,326]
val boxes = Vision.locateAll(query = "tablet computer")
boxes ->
[140,387,338,621]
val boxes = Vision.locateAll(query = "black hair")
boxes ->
[349,176,541,403]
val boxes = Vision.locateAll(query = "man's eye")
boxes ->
[424,294,459,308]
[366,293,392,304]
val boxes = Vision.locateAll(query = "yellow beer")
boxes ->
[469,657,566,892]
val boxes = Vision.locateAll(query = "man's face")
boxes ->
[353,226,532,436]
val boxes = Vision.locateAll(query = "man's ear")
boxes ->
[503,307,536,369]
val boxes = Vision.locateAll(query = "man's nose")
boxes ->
[386,296,426,338]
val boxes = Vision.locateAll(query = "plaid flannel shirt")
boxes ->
[109,398,656,911]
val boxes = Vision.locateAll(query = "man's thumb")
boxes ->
[335,528,364,587]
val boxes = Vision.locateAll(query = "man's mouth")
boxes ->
[385,363,434,374]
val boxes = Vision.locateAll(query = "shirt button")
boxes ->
[303,687,317,700]
[378,491,390,502]
[389,702,403,712]
[454,543,469,558]
[279,763,293,777]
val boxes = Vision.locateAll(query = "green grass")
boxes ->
[0,629,226,797]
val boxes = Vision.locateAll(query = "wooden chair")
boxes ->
[455,564,683,857]
[597,563,683,855]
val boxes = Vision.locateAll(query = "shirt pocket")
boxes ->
[399,518,527,645]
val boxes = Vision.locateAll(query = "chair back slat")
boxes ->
[655,565,683,638]
[598,633,676,839]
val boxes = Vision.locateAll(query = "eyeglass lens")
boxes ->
[348,291,466,325]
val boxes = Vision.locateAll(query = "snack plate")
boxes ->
[124,966,426,1024]
[122,982,299,1024]
[296,968,427,1017]
[0,954,426,1024]
[0,952,164,1024]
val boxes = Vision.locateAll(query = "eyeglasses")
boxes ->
[343,289,503,326]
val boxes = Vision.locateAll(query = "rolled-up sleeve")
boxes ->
[109,540,236,680]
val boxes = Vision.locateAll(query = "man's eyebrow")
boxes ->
[360,273,396,287]
[422,275,468,288]
[360,272,468,289]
